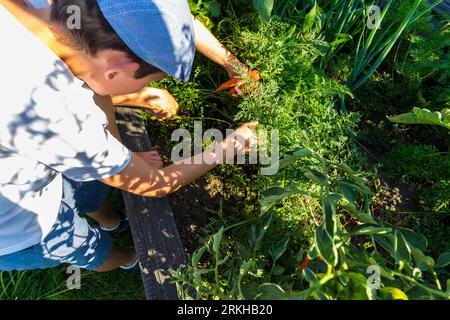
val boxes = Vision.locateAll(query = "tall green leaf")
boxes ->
[260,187,294,213]
[315,226,338,267]
[276,148,313,171]
[394,230,412,264]
[303,1,319,33]
[253,0,275,21]
[248,214,273,252]
[270,236,290,264]
[322,195,339,237]
[212,227,224,253]
[352,225,393,236]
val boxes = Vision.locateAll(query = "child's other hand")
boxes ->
[136,151,163,169]
[112,88,179,120]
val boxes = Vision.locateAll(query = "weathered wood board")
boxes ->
[115,106,187,300]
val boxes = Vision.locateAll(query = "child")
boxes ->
[24,0,251,120]
[0,0,257,273]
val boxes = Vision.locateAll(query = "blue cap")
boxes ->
[97,0,195,82]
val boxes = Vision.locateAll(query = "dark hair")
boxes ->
[50,0,160,79]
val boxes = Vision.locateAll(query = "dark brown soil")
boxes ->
[354,137,422,227]
[168,178,221,254]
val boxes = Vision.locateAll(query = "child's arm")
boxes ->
[192,15,248,78]
[111,87,179,121]
[101,121,257,197]
[110,16,251,119]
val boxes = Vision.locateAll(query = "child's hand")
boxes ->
[221,121,259,156]
[112,88,179,120]
[223,56,249,79]
[135,151,163,169]
[215,70,261,98]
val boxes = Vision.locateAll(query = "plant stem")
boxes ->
[431,270,442,291]
[391,272,449,299]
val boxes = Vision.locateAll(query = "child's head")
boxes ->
[50,0,195,95]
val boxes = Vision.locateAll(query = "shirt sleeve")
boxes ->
[7,78,132,182]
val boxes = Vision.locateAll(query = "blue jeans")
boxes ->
[0,177,113,271]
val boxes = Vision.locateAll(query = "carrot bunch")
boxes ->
[215,70,261,98]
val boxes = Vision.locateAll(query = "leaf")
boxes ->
[308,245,320,260]
[205,0,221,17]
[260,187,294,213]
[236,241,251,261]
[276,148,313,171]
[410,247,435,271]
[393,227,428,252]
[191,244,208,267]
[270,236,290,263]
[337,274,349,286]
[249,214,273,252]
[303,170,327,185]
[212,226,224,253]
[303,2,318,33]
[322,195,339,237]
[253,0,274,21]
[339,179,372,196]
[436,252,450,269]
[378,287,409,300]
[373,234,395,253]
[346,273,374,300]
[394,230,411,264]
[285,290,311,300]
[406,286,435,300]
[272,265,285,276]
[352,225,393,236]
[302,267,318,284]
[315,226,338,267]
[330,33,353,47]
[239,260,252,278]
[255,283,288,300]
[339,182,360,204]
[389,107,450,131]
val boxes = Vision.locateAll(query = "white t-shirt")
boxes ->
[0,6,132,256]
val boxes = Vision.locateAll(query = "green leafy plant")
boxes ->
[172,148,449,300]
[347,0,444,91]
[419,180,450,215]
[258,148,449,300]
[188,0,222,28]
[169,1,449,300]
[389,107,450,131]
[381,144,450,182]
[394,24,450,96]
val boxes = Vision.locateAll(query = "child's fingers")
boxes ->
[243,121,259,129]
[147,159,163,169]
[136,151,163,168]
